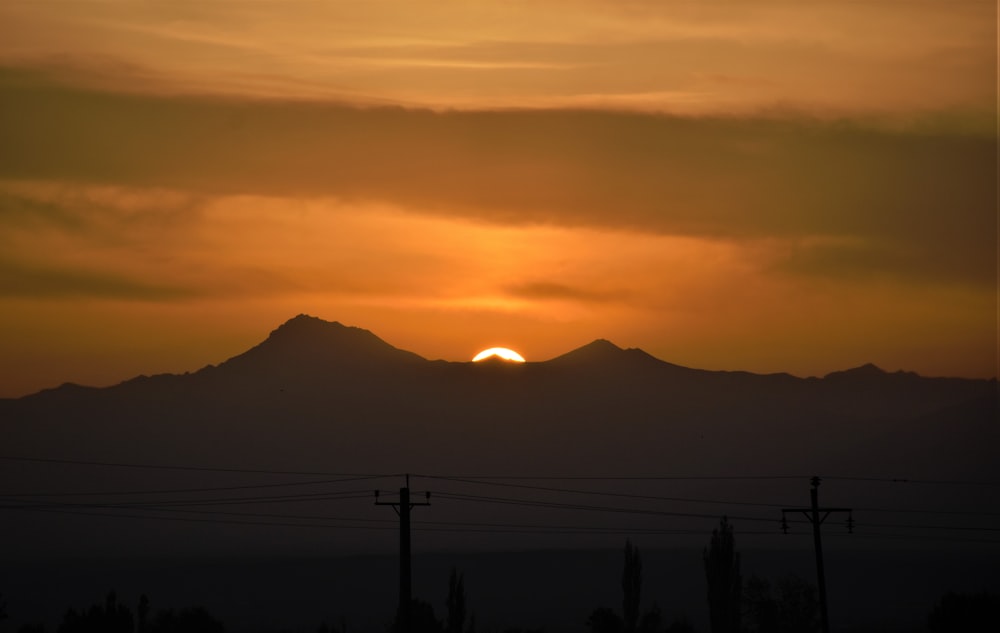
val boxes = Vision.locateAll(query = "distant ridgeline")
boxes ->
[0,314,996,559]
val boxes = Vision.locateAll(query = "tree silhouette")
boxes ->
[586,607,623,633]
[394,599,441,633]
[664,615,696,633]
[590,539,666,633]
[57,592,133,633]
[743,574,819,633]
[622,539,642,633]
[411,600,442,633]
[316,618,349,633]
[147,606,224,633]
[446,568,466,633]
[636,602,660,633]
[137,595,150,633]
[704,517,741,633]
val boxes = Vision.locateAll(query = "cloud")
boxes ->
[0,181,211,301]
[503,281,632,304]
[3,1,991,111]
[0,257,196,300]
[0,66,994,287]
[770,236,996,286]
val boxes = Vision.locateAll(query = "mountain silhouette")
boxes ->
[3,314,994,463]
[0,314,996,557]
[222,314,426,370]
[548,338,677,373]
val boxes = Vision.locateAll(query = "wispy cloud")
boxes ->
[1,1,992,111]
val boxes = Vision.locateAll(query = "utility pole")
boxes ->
[782,476,853,633]
[376,474,430,633]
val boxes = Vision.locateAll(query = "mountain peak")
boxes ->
[581,338,624,353]
[220,315,424,372]
[824,363,887,380]
[268,314,349,341]
[550,338,667,369]
[551,338,622,362]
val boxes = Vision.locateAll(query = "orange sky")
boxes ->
[0,0,996,397]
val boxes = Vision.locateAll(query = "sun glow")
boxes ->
[472,347,526,363]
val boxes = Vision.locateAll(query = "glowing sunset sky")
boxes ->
[0,0,995,397]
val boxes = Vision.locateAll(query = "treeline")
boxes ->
[2,518,997,633]
[581,518,997,633]
[584,519,822,633]
[0,592,224,633]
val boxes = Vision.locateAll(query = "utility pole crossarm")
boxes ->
[783,507,853,527]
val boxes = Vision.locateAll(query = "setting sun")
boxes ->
[472,347,526,363]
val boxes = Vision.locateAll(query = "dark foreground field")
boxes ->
[3,548,997,633]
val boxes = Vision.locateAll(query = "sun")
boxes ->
[472,347,526,363]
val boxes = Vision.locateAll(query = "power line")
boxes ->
[418,475,796,509]
[823,476,1000,487]
[3,472,996,518]
[419,473,1000,486]
[827,531,1000,545]
[0,475,389,498]
[431,491,781,524]
[7,504,998,544]
[848,506,1000,518]
[0,455,398,477]
[0,490,373,508]
[860,521,1000,533]
[6,455,996,487]
[9,491,994,537]
[415,473,810,481]
[3,483,996,526]
[7,505,402,531]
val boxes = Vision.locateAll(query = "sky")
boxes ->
[0,0,996,397]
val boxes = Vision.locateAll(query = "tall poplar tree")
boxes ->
[446,568,466,633]
[704,517,741,633]
[622,539,642,633]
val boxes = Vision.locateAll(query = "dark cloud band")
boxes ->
[1,65,994,285]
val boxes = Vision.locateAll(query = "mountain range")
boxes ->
[1,314,996,557]
[4,314,995,472]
